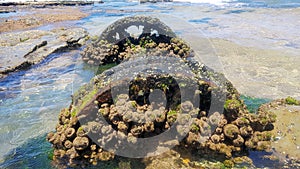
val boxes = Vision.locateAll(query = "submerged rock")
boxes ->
[48,16,277,167]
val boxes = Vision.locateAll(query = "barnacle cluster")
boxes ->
[81,16,192,67]
[48,16,277,167]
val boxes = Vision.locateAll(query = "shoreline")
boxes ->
[0,1,99,7]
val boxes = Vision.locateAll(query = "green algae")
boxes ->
[160,83,169,92]
[71,83,98,117]
[191,124,200,132]
[167,110,177,116]
[285,96,299,105]
[71,107,77,117]
[78,88,98,111]
[19,37,29,42]
[82,62,118,75]
[224,99,241,110]
[47,148,54,160]
[223,159,234,168]
[241,117,248,123]
[97,63,118,75]
[130,101,137,108]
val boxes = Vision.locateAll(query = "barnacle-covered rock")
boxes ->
[81,40,119,66]
[65,127,76,138]
[81,16,191,67]
[64,140,73,149]
[47,15,278,168]
[240,126,253,137]
[233,135,244,147]
[223,124,240,139]
[73,136,89,151]
[144,122,155,133]
[210,134,220,144]
[98,151,115,161]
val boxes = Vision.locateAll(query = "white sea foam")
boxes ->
[173,0,233,5]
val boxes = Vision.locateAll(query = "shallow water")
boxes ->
[81,1,300,99]
[0,49,95,166]
[0,0,300,168]
[0,10,31,19]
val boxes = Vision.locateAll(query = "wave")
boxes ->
[173,0,300,8]
[172,0,233,5]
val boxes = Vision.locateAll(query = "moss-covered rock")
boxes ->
[285,96,299,105]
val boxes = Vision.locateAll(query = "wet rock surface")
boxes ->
[0,28,88,78]
[0,7,15,13]
[258,98,300,168]
[47,16,277,168]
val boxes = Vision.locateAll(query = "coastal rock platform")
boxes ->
[0,28,88,78]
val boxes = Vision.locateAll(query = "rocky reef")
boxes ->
[81,15,185,66]
[47,16,277,168]
[0,28,88,78]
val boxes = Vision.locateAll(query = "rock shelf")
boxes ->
[0,28,88,78]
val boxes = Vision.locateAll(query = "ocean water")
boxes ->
[0,0,299,168]
[178,0,300,8]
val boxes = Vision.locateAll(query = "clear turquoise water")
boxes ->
[0,50,96,168]
[0,0,299,168]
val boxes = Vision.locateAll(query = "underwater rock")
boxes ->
[48,15,277,167]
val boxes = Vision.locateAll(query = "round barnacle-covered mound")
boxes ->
[81,15,192,66]
[48,15,277,168]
